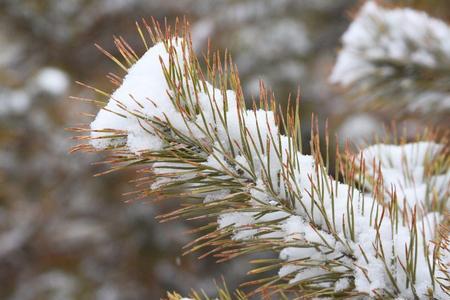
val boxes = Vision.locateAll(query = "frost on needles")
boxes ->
[83,21,449,299]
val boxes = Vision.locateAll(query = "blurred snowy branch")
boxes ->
[331,1,450,116]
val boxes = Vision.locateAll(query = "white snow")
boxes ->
[90,39,182,151]
[359,142,448,210]
[218,212,257,240]
[334,278,350,292]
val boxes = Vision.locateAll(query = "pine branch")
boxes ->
[73,18,449,299]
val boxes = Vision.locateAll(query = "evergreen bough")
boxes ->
[73,4,449,299]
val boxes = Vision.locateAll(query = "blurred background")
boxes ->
[1,0,449,299]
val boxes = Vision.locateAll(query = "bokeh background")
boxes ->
[1,0,449,299]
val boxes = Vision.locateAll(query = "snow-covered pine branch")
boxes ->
[74,20,449,299]
[330,1,450,116]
